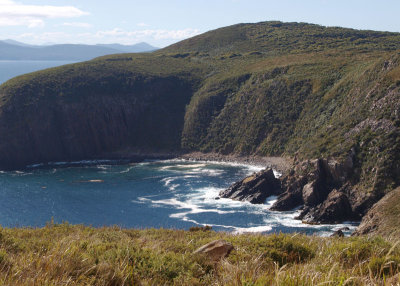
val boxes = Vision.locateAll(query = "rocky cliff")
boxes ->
[0,21,399,233]
[0,68,198,169]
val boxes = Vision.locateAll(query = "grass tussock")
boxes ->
[0,224,399,285]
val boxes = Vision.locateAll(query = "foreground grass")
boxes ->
[0,224,399,285]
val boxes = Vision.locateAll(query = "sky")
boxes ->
[0,0,399,47]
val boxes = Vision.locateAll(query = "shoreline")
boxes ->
[70,150,292,174]
[177,152,292,174]
[23,151,291,174]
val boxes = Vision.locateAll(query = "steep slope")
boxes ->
[0,21,399,227]
[353,187,400,237]
[0,55,207,168]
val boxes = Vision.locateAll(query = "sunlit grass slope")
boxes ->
[0,224,399,285]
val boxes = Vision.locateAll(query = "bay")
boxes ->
[0,160,357,236]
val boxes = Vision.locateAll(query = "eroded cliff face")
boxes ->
[0,74,195,169]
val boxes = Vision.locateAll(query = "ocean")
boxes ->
[0,60,76,85]
[0,159,357,236]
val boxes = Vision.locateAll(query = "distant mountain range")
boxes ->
[0,40,158,60]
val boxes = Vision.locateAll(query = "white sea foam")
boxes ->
[161,177,175,186]
[118,166,135,173]
[11,171,33,176]
[158,164,225,177]
[158,159,263,175]
[233,225,273,234]
[27,163,44,168]
[150,198,235,215]
[137,160,358,236]
[265,195,278,209]
[273,170,282,178]
[160,177,180,191]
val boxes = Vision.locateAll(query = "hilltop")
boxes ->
[0,21,399,231]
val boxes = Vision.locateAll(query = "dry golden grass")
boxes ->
[0,224,399,285]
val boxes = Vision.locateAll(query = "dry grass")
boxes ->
[0,224,399,285]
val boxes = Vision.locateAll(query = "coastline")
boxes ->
[178,152,292,174]
[95,149,292,174]
[23,150,292,174]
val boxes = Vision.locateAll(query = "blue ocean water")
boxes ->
[0,60,76,85]
[0,160,357,236]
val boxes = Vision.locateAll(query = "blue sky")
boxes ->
[0,0,399,47]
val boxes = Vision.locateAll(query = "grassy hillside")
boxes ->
[355,187,400,238]
[0,224,399,285]
[163,21,400,55]
[0,21,398,207]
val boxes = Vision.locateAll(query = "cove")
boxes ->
[0,159,357,235]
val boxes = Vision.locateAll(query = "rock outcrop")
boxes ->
[217,152,397,227]
[219,168,281,204]
[299,188,354,223]
[218,156,362,224]
[353,187,400,237]
[194,240,234,261]
[330,229,345,237]
[268,156,361,224]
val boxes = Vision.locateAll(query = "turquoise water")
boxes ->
[0,60,76,85]
[0,160,357,235]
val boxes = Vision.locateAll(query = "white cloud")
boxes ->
[0,0,88,28]
[62,22,92,28]
[137,22,149,27]
[95,28,201,41]
[10,28,201,47]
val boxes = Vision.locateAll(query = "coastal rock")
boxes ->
[219,168,281,204]
[348,188,380,219]
[271,157,358,223]
[270,175,306,211]
[194,240,234,261]
[300,189,353,224]
[353,187,400,237]
[330,230,344,237]
[302,181,319,206]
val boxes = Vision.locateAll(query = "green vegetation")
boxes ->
[355,187,400,238]
[0,224,399,285]
[0,21,398,203]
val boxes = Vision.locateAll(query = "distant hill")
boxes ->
[2,39,36,47]
[0,41,158,60]
[97,42,157,53]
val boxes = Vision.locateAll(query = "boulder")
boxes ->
[194,240,234,261]
[330,230,344,237]
[219,168,281,204]
[302,181,319,206]
[270,175,307,211]
[301,189,353,224]
[270,188,303,211]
